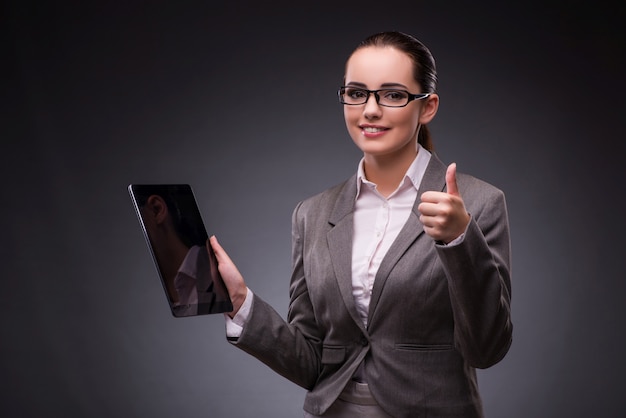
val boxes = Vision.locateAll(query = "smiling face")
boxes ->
[343,46,438,162]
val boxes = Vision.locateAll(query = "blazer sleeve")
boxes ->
[226,200,323,390]
[436,179,513,369]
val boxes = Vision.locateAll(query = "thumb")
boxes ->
[209,235,235,267]
[208,235,225,261]
[208,235,248,317]
[446,163,460,196]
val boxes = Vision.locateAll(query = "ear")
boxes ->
[146,195,168,224]
[418,93,439,125]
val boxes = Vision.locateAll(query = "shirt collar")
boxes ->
[356,144,432,199]
[176,245,201,280]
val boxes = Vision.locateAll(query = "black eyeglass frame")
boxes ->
[337,86,431,108]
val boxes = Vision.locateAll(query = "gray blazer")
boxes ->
[230,154,512,417]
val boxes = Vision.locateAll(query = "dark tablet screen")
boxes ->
[129,184,233,317]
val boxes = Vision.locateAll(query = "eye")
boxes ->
[381,90,407,102]
[346,88,367,99]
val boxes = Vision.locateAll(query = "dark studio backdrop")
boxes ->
[2,1,625,417]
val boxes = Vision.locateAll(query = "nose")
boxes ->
[363,92,382,119]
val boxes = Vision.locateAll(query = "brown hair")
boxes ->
[350,31,438,151]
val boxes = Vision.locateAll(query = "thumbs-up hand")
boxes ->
[418,163,470,244]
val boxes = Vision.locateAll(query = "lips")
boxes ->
[360,124,389,136]
[363,126,386,133]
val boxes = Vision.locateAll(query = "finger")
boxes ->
[420,190,443,203]
[209,235,231,265]
[417,201,439,216]
[446,163,459,196]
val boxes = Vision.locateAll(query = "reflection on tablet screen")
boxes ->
[129,184,233,317]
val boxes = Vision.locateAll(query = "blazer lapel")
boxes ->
[368,154,448,325]
[326,176,368,332]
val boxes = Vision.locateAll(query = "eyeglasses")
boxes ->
[337,86,430,108]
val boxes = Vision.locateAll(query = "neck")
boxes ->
[363,146,418,197]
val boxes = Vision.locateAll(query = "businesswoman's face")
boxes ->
[343,46,437,160]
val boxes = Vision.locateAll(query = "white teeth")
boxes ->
[363,127,384,133]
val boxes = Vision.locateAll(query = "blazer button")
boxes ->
[360,336,369,346]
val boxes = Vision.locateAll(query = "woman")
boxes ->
[210,31,512,417]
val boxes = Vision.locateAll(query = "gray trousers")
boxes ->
[303,380,393,418]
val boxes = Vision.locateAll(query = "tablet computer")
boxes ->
[129,184,233,317]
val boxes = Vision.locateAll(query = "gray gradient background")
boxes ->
[3,1,625,417]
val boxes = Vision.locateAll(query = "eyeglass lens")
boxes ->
[340,87,410,107]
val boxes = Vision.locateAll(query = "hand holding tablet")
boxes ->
[129,184,233,317]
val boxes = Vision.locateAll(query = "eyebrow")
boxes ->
[345,81,410,89]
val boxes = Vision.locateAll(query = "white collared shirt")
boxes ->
[352,146,431,326]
